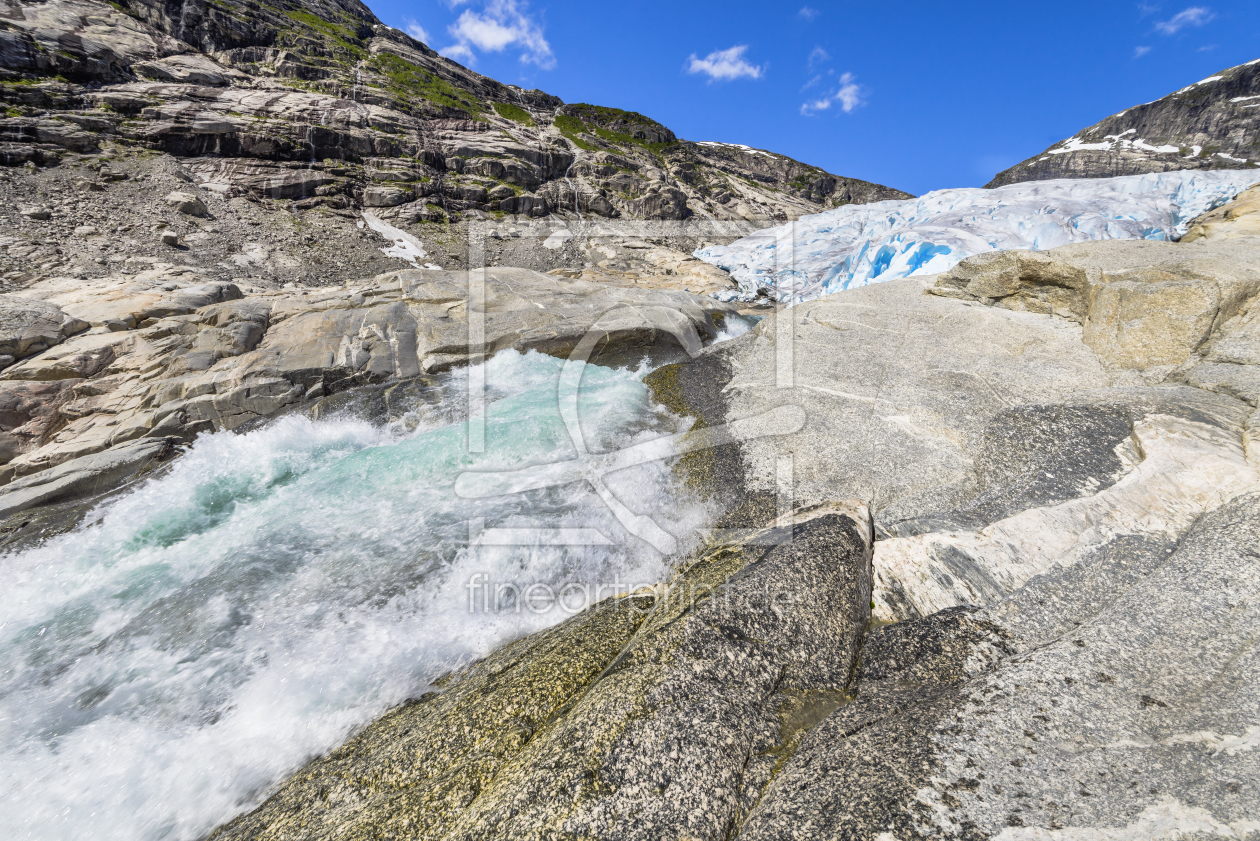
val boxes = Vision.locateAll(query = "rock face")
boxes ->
[1183,183,1260,242]
[0,263,737,524]
[988,57,1260,187]
[204,205,1260,839]
[0,0,909,234]
[211,501,875,841]
[668,222,1260,837]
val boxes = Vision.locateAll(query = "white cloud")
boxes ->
[404,19,431,44]
[799,6,819,20]
[1155,6,1214,34]
[444,0,554,69]
[440,43,476,64]
[800,72,865,116]
[808,46,830,68]
[1134,45,1152,57]
[687,45,765,81]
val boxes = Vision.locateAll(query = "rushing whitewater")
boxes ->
[698,169,1260,303]
[0,351,719,841]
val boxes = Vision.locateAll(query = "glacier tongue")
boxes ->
[696,169,1260,304]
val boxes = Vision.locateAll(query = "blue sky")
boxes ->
[365,0,1260,196]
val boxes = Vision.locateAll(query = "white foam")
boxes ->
[0,351,717,841]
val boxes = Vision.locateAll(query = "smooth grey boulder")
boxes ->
[0,296,89,364]
[0,436,174,519]
[164,190,208,217]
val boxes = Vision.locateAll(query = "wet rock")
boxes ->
[0,263,735,489]
[211,501,874,841]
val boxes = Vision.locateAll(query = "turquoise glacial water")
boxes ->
[0,350,718,841]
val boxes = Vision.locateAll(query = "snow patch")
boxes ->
[1050,130,1181,157]
[362,212,440,269]
[1230,95,1260,103]
[695,141,775,158]
[543,229,574,250]
[696,169,1260,303]
[1176,75,1224,95]
[1133,138,1181,154]
[1048,136,1113,154]
[1186,145,1203,158]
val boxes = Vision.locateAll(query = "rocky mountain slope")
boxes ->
[988,57,1260,187]
[0,0,908,228]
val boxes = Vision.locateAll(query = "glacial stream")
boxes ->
[0,349,724,841]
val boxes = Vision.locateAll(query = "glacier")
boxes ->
[696,169,1260,304]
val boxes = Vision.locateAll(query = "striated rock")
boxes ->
[132,54,248,87]
[0,296,89,364]
[740,491,1260,840]
[362,185,414,207]
[0,0,908,226]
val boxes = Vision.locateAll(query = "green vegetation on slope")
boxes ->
[554,109,679,155]
[282,9,367,59]
[492,101,534,125]
[553,114,601,151]
[369,52,485,117]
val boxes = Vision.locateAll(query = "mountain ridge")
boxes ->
[988,57,1260,187]
[0,0,911,222]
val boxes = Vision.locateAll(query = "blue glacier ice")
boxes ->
[696,169,1260,304]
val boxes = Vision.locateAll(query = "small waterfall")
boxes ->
[564,156,582,221]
